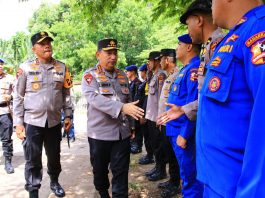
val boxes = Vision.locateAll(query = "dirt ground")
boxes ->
[0,109,180,198]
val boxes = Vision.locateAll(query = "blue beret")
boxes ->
[139,64,147,71]
[178,34,192,44]
[125,65,138,71]
[0,59,4,64]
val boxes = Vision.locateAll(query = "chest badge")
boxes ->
[208,76,221,92]
[32,82,40,90]
[173,85,177,92]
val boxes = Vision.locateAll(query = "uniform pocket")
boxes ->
[149,79,156,95]
[29,75,43,91]
[202,54,235,102]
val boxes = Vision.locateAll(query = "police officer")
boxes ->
[81,38,144,198]
[0,58,14,174]
[137,64,155,165]
[158,0,225,123]
[14,32,72,198]
[166,34,203,197]
[196,0,265,197]
[125,65,142,154]
[157,49,181,197]
[145,51,167,181]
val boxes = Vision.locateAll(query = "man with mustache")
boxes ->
[13,32,72,198]
[82,38,144,198]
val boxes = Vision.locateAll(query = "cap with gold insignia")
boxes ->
[98,38,119,51]
[160,49,176,58]
[148,51,161,60]
[31,32,54,46]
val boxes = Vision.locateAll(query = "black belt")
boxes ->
[0,103,8,107]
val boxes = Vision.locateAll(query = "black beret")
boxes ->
[180,0,212,24]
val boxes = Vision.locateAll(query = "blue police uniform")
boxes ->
[166,56,203,197]
[197,5,265,198]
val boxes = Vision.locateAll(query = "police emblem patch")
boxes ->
[251,39,265,65]
[208,76,221,92]
[245,31,265,47]
[190,68,198,81]
[84,73,93,85]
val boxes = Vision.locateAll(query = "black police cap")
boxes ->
[148,51,161,60]
[98,38,119,51]
[31,32,53,46]
[160,49,176,58]
[180,0,212,24]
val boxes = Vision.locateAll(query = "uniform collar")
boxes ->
[188,56,200,66]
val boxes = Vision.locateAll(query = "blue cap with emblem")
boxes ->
[0,58,4,64]
[178,34,193,44]
[139,64,147,71]
[125,65,138,72]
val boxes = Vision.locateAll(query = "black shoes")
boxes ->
[131,146,142,154]
[50,181,65,197]
[99,190,110,198]
[145,166,157,177]
[4,157,14,174]
[147,165,167,181]
[138,155,154,165]
[29,190,39,198]
[160,185,181,198]
[158,180,171,189]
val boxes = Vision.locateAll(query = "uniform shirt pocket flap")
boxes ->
[207,54,233,74]
[202,63,235,103]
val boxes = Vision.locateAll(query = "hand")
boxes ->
[139,118,146,125]
[177,135,187,149]
[64,118,72,132]
[2,94,11,102]
[157,103,185,125]
[130,131,135,140]
[122,100,144,120]
[16,125,26,140]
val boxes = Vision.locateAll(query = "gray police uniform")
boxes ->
[158,68,179,119]
[145,69,166,122]
[145,69,167,176]
[13,58,72,191]
[82,64,132,140]
[81,64,132,197]
[158,68,181,186]
[0,73,14,158]
[182,28,225,121]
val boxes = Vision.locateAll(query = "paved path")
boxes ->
[0,112,101,198]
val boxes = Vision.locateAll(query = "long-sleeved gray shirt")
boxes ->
[82,65,132,141]
[13,58,72,128]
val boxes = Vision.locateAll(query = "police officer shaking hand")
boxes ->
[82,38,144,198]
